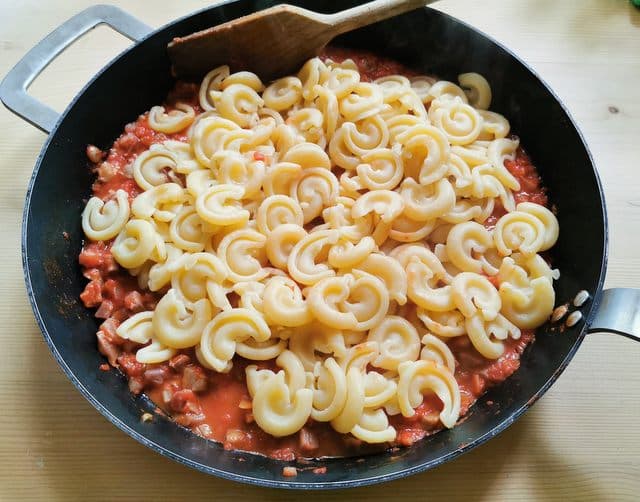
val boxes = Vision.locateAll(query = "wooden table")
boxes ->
[1,0,638,499]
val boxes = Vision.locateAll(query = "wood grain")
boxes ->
[1,1,639,500]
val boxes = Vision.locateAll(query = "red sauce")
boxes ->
[80,48,549,460]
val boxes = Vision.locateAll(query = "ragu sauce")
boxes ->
[79,47,547,461]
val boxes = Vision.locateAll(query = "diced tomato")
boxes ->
[80,280,102,307]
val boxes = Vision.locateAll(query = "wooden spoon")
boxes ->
[168,0,435,81]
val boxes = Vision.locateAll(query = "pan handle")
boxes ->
[587,288,640,342]
[0,5,152,133]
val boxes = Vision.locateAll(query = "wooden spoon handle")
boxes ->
[325,0,436,37]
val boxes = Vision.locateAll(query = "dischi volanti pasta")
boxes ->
[79,49,558,458]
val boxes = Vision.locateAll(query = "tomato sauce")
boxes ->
[79,48,549,461]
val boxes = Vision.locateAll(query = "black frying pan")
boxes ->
[2,0,639,490]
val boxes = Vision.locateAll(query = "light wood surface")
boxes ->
[1,1,638,500]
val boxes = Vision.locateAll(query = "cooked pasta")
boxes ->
[79,51,559,459]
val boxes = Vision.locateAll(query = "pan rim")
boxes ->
[20,1,609,489]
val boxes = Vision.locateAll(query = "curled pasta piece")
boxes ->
[199,65,230,110]
[152,289,212,349]
[324,66,360,98]
[311,84,339,138]
[375,74,410,101]
[236,337,287,360]
[352,189,404,224]
[290,167,339,223]
[339,341,379,373]
[331,367,365,433]
[478,110,510,139]
[416,308,466,338]
[287,229,339,285]
[221,70,264,92]
[395,245,454,312]
[465,313,521,359]
[400,177,456,221]
[163,140,200,174]
[493,208,547,257]
[251,371,313,437]
[429,97,482,145]
[351,408,396,444]
[442,196,494,225]
[469,163,515,212]
[215,151,265,199]
[322,197,375,242]
[298,57,330,100]
[263,276,313,327]
[186,169,216,198]
[191,116,241,167]
[135,338,177,364]
[446,221,499,275]
[409,75,436,103]
[388,213,437,243]
[518,202,559,251]
[328,236,376,269]
[356,148,404,191]
[396,124,450,185]
[458,72,492,110]
[132,145,179,191]
[232,281,265,313]
[287,323,348,370]
[148,103,195,133]
[287,108,326,148]
[116,311,154,344]
[451,271,501,321]
[263,76,303,110]
[339,83,384,122]
[82,189,130,240]
[311,357,348,422]
[112,219,164,269]
[200,308,271,372]
[498,255,555,329]
[386,113,424,143]
[367,316,421,371]
[262,162,302,197]
[342,116,389,156]
[195,183,249,226]
[148,244,183,291]
[308,272,389,331]
[169,206,210,253]
[355,253,407,305]
[396,360,461,428]
[216,83,264,127]
[265,223,306,269]
[282,142,331,170]
[171,252,228,304]
[420,334,455,373]
[217,229,268,283]
[425,80,468,105]
[256,195,304,234]
[131,183,184,222]
[363,371,397,409]
[487,138,521,191]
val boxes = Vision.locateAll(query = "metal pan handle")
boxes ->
[587,288,640,342]
[0,5,152,134]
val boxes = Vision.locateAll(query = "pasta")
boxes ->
[79,51,560,459]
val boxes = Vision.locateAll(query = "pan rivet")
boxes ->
[565,311,583,328]
[573,290,590,307]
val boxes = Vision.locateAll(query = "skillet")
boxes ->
[2,0,639,489]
